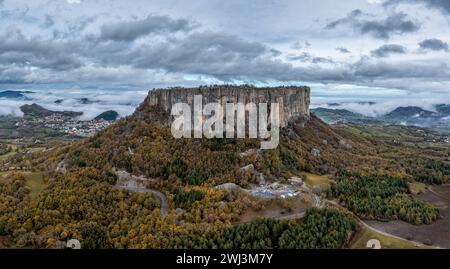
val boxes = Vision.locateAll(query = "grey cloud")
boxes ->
[100,15,194,42]
[312,57,334,64]
[126,31,276,79]
[43,15,54,28]
[0,27,330,84]
[68,17,96,34]
[0,32,83,72]
[352,59,450,81]
[287,52,334,64]
[326,9,364,29]
[419,38,449,52]
[371,44,407,58]
[270,49,282,57]
[0,65,30,84]
[327,10,420,39]
[287,52,312,61]
[2,24,444,90]
[336,47,351,54]
[387,0,450,15]
[0,7,448,93]
[291,41,311,50]
[51,17,95,39]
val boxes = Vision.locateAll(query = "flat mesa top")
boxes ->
[148,85,310,94]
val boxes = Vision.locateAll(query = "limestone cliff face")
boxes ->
[145,85,310,127]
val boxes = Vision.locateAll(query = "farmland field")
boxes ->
[365,185,450,248]
[350,225,431,249]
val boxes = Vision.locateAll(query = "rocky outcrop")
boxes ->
[144,85,310,127]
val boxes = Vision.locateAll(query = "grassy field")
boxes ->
[0,143,46,162]
[408,182,427,194]
[27,147,46,154]
[304,173,330,190]
[0,144,17,161]
[24,172,46,200]
[344,124,450,149]
[350,226,432,249]
[0,171,46,200]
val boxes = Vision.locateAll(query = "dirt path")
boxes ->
[429,185,450,202]
[277,212,306,221]
[359,219,432,248]
[237,208,307,224]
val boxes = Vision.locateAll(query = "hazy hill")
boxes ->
[311,107,368,123]
[20,103,83,118]
[95,110,119,121]
[312,104,450,134]
[0,90,34,99]
[383,106,436,120]
[436,104,450,116]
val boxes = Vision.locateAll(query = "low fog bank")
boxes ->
[311,95,450,118]
[1,88,449,121]
[0,89,149,120]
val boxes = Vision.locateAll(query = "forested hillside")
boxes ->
[0,95,448,249]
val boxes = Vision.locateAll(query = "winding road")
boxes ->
[116,185,168,216]
[112,168,168,217]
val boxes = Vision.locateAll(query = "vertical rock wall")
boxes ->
[145,85,310,127]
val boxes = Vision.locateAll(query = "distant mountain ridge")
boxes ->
[312,103,450,134]
[436,104,450,115]
[20,103,83,118]
[383,106,437,120]
[53,98,100,104]
[0,90,34,99]
[311,107,370,124]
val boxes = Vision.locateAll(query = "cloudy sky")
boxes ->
[0,0,450,104]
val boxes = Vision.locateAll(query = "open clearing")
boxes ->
[350,225,431,249]
[237,196,309,224]
[304,173,330,190]
[24,172,45,200]
[408,182,427,194]
[0,144,17,161]
[1,171,46,200]
[366,184,450,248]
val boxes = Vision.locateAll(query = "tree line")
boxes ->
[329,171,439,225]
[404,159,450,185]
[168,208,357,249]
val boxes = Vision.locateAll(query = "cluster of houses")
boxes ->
[17,114,113,138]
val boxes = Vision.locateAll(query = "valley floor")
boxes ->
[366,184,450,248]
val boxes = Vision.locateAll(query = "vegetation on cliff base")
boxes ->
[169,208,357,249]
